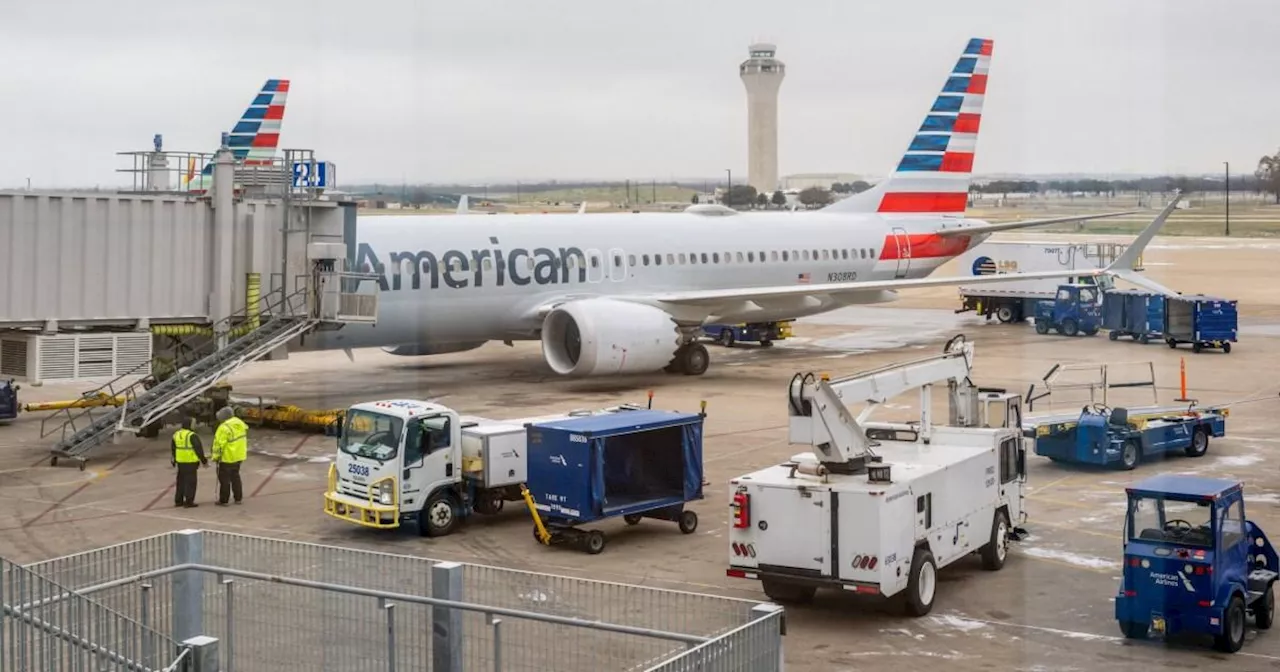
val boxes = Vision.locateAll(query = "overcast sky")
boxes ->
[3,0,1277,187]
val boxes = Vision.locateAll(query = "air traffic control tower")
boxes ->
[739,43,785,195]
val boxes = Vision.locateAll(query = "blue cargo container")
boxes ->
[1163,295,1237,353]
[525,409,704,553]
[1102,290,1129,336]
[0,379,18,424]
[1125,292,1166,343]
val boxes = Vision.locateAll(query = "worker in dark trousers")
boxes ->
[212,406,249,506]
[171,418,208,508]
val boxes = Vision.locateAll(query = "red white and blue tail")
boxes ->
[185,79,290,186]
[825,38,992,215]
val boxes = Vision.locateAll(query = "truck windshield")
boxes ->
[1128,495,1214,547]
[340,410,403,461]
[1079,287,1098,304]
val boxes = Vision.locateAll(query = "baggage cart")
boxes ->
[1164,295,1237,353]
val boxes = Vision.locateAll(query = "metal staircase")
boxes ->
[45,274,375,467]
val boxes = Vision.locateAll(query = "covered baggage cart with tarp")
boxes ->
[524,409,705,554]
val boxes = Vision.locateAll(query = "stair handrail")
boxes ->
[43,285,312,443]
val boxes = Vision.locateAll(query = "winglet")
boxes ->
[457,194,469,214]
[1105,190,1182,274]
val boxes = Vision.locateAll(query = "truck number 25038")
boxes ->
[347,463,371,477]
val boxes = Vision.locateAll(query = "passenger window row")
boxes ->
[424,246,880,273]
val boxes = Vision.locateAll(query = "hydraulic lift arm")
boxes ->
[788,335,976,468]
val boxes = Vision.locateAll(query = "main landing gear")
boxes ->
[665,342,710,376]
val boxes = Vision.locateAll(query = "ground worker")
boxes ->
[171,417,208,508]
[212,406,249,506]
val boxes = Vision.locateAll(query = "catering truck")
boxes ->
[954,241,1135,323]
[726,335,1029,616]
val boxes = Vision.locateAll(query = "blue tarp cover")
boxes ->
[525,410,704,523]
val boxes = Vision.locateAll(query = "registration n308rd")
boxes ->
[828,271,858,282]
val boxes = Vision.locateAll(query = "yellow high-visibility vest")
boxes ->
[173,428,199,464]
[213,417,248,463]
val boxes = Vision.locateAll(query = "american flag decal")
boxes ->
[797,273,810,284]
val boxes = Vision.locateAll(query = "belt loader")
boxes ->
[726,335,1029,616]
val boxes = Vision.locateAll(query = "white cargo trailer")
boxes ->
[726,336,1029,616]
[954,241,1138,322]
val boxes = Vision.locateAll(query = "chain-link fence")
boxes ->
[1,554,187,672]
[21,530,782,672]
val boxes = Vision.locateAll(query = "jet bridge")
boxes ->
[786,334,1023,474]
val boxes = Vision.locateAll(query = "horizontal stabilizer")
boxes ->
[934,210,1141,236]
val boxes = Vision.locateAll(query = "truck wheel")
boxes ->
[623,513,642,526]
[1255,584,1275,630]
[1118,620,1149,639]
[584,530,606,555]
[718,330,735,347]
[1035,321,1049,335]
[996,305,1015,323]
[1061,319,1079,337]
[904,547,938,617]
[1121,440,1141,470]
[1214,594,1247,653]
[761,579,816,605]
[680,343,710,376]
[1185,427,1209,458]
[678,510,698,534]
[419,492,458,537]
[980,510,1010,571]
[1083,326,1099,337]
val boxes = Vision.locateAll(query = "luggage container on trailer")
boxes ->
[1164,295,1238,353]
[727,336,1029,616]
[1104,289,1167,343]
[954,241,1132,323]
[524,409,705,554]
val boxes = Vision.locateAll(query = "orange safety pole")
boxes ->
[1176,357,1191,402]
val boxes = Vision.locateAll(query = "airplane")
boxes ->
[304,37,1174,378]
[183,79,291,192]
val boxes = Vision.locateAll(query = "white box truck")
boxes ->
[954,241,1139,323]
[726,336,1029,616]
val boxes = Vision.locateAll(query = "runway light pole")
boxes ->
[1224,161,1230,236]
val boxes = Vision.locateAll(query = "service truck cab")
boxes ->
[727,336,1029,616]
[1033,283,1102,337]
[324,399,465,535]
[1116,474,1277,653]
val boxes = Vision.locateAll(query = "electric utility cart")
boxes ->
[1116,475,1277,653]
[726,336,1029,617]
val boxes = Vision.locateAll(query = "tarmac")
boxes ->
[2,233,1280,670]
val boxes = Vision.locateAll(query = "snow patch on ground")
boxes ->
[1021,547,1121,571]
[929,614,988,633]
[1216,453,1263,468]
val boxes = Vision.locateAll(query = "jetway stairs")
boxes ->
[45,272,377,468]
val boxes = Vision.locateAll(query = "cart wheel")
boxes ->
[1214,594,1247,653]
[759,339,773,348]
[623,514,642,526]
[584,530,606,555]
[1185,427,1209,458]
[50,457,58,467]
[678,510,699,534]
[719,329,734,348]
[1223,342,1232,354]
[1167,339,1177,349]
[1108,331,1119,341]
[1139,334,1150,344]
[1120,440,1141,470]
[1118,620,1149,640]
[1061,319,1079,337]
[1256,584,1275,630]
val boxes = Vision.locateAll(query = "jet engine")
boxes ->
[541,298,682,376]
[381,341,487,356]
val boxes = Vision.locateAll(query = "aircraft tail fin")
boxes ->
[194,79,290,180]
[824,38,992,215]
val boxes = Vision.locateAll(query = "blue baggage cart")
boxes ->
[1125,291,1166,344]
[0,379,18,424]
[1102,290,1129,338]
[524,409,705,554]
[1164,295,1237,353]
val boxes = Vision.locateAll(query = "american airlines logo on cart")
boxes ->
[354,240,592,291]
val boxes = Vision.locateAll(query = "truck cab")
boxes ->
[324,399,463,535]
[1116,474,1277,653]
[1034,283,1102,337]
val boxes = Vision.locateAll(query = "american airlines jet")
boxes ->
[309,38,1175,377]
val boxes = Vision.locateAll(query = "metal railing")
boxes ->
[23,530,782,672]
[41,283,311,448]
[2,556,187,672]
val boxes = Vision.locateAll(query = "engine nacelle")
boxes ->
[382,341,487,357]
[541,298,682,376]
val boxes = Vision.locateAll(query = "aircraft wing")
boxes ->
[932,210,1141,237]
[640,194,1181,309]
